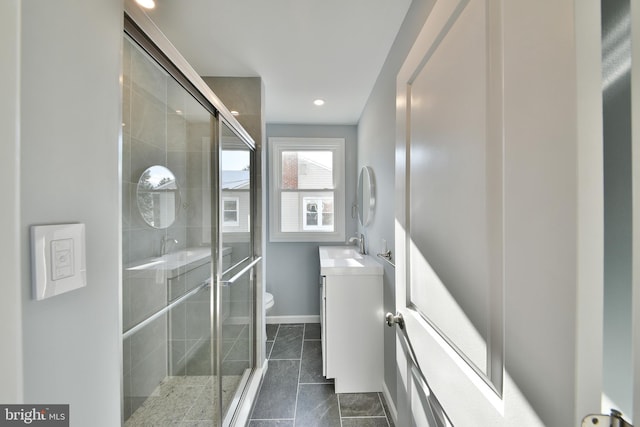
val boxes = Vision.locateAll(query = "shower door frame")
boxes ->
[122,3,261,426]
[215,116,259,426]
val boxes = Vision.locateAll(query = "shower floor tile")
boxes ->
[124,375,242,427]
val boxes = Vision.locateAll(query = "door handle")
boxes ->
[387,311,453,427]
[220,257,262,287]
[582,410,633,427]
[385,312,405,329]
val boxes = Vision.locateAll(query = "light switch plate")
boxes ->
[31,223,86,300]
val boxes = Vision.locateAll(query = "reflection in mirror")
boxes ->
[221,122,252,269]
[358,166,376,226]
[137,165,180,229]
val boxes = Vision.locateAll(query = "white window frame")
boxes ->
[269,137,345,242]
[222,196,240,226]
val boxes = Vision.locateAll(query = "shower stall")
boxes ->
[120,10,261,426]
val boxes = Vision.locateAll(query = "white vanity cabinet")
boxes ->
[319,246,383,393]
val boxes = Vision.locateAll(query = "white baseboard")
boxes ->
[266,315,320,324]
[382,380,398,425]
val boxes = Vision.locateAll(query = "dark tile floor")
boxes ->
[249,324,395,427]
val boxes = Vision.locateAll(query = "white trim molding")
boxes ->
[266,315,320,324]
[268,137,346,242]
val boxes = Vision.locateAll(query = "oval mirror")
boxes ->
[357,166,376,226]
[137,165,180,229]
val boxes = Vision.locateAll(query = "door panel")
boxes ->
[122,33,217,425]
[218,120,255,424]
[396,0,507,421]
[396,0,606,425]
[407,0,495,381]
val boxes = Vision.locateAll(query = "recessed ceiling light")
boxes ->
[136,0,155,9]
[313,99,325,106]
[175,109,183,115]
[230,110,240,116]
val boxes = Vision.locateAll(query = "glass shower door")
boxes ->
[122,34,219,426]
[218,120,255,424]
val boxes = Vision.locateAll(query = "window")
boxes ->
[222,197,239,226]
[269,137,345,242]
[303,197,334,230]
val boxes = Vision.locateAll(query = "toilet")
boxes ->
[265,292,274,313]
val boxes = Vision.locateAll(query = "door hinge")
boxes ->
[582,409,633,427]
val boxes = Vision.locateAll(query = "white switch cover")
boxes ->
[31,223,86,300]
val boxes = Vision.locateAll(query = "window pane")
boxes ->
[224,211,237,222]
[281,191,336,232]
[322,213,333,226]
[306,202,318,213]
[281,151,333,190]
[302,194,334,231]
[281,192,301,232]
[281,152,298,190]
[307,212,318,226]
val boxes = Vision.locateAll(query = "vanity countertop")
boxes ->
[319,246,383,276]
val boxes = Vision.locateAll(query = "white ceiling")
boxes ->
[145,0,412,124]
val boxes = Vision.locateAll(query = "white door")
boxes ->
[394,0,615,426]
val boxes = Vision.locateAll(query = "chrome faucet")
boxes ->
[160,236,178,256]
[348,233,366,255]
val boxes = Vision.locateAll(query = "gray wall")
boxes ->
[18,1,123,425]
[0,0,23,405]
[356,0,432,410]
[265,124,358,317]
[203,77,264,146]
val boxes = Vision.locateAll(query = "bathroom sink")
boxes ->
[126,247,229,279]
[320,247,364,260]
[319,246,383,276]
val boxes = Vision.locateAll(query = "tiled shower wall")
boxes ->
[121,36,214,420]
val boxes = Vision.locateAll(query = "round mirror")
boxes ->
[357,166,376,226]
[137,165,180,229]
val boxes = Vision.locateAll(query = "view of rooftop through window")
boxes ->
[280,150,334,232]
